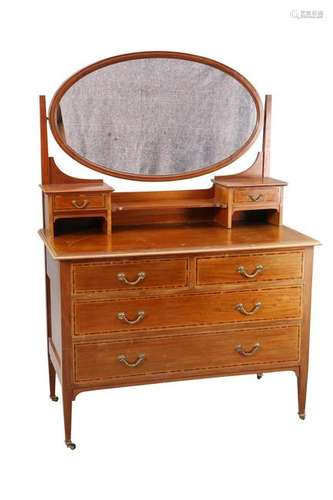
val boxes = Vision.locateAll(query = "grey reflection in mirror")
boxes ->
[58,58,257,176]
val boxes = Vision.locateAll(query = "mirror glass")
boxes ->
[52,57,261,179]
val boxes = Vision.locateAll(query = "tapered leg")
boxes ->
[48,357,58,401]
[297,367,308,420]
[63,387,75,449]
[297,247,313,421]
[44,251,58,402]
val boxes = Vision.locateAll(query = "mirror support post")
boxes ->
[40,95,50,185]
[262,94,272,178]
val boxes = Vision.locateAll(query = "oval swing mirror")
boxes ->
[49,51,263,181]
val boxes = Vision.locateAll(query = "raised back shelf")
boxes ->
[112,189,226,213]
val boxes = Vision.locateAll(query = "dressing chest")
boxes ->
[39,51,318,448]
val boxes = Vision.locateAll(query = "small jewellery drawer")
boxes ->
[53,193,105,211]
[196,252,303,285]
[72,258,188,294]
[74,325,300,383]
[233,187,279,205]
[73,286,302,336]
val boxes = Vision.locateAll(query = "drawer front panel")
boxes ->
[72,258,188,294]
[233,187,279,204]
[73,287,302,336]
[54,193,105,211]
[74,325,300,383]
[197,252,303,285]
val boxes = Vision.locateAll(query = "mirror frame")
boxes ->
[48,51,263,181]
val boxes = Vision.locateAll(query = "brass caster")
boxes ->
[298,413,306,420]
[65,441,76,450]
[257,373,263,380]
[50,395,59,402]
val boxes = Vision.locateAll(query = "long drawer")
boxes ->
[73,286,302,336]
[74,325,300,383]
[72,258,188,294]
[196,251,303,285]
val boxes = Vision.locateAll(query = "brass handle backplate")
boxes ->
[235,343,261,357]
[118,353,145,367]
[72,199,89,209]
[235,302,262,316]
[248,194,263,202]
[237,264,264,279]
[117,311,145,325]
[117,272,146,286]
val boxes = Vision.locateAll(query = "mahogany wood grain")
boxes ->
[213,174,284,228]
[196,251,303,285]
[42,227,317,446]
[44,248,56,400]
[233,187,279,204]
[39,96,50,184]
[46,251,62,356]
[297,247,314,418]
[73,365,299,395]
[46,157,106,187]
[111,187,223,223]
[74,325,300,384]
[72,258,188,294]
[39,224,319,261]
[214,177,286,188]
[59,263,75,447]
[54,193,106,211]
[43,183,113,239]
[112,207,217,227]
[41,182,113,194]
[73,286,302,336]
[113,188,216,203]
[112,199,223,212]
[262,95,272,177]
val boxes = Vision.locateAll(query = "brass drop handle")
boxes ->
[117,311,145,325]
[235,343,261,357]
[235,302,262,316]
[72,199,89,209]
[117,271,146,286]
[237,264,264,278]
[248,194,263,202]
[118,353,145,367]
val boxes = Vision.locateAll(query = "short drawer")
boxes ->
[73,286,302,336]
[53,193,105,211]
[233,187,279,205]
[72,258,188,294]
[197,252,303,285]
[74,325,300,383]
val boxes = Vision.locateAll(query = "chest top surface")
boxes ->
[39,223,319,261]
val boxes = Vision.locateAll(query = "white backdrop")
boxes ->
[1,1,331,499]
